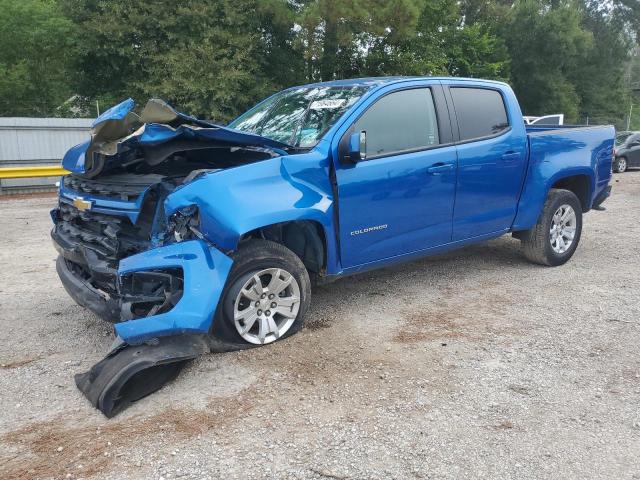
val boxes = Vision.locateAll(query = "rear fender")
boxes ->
[513,167,595,230]
[513,126,614,231]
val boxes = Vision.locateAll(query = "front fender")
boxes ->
[164,153,338,267]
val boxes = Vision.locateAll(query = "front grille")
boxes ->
[56,202,150,261]
[64,174,164,201]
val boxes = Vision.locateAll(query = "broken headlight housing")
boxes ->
[167,205,204,243]
[119,268,184,320]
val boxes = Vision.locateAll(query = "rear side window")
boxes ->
[353,88,439,158]
[450,87,509,141]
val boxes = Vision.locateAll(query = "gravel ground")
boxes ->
[0,173,639,480]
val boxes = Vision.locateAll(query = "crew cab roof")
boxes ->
[290,76,510,89]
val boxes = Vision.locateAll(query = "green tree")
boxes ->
[500,0,592,121]
[0,0,75,116]
[626,50,640,130]
[615,0,640,39]
[295,0,509,81]
[61,0,302,123]
[573,1,634,126]
[293,0,422,82]
[359,0,441,77]
[441,21,510,79]
[2,0,637,124]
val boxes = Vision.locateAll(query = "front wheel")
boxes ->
[520,189,583,266]
[613,157,627,173]
[210,239,311,351]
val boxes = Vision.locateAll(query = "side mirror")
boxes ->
[348,131,366,162]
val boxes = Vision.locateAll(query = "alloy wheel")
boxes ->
[549,204,577,254]
[233,268,301,344]
[617,157,627,173]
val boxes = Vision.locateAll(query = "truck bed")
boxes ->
[511,124,615,230]
[525,124,599,134]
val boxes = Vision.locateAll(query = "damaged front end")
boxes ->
[52,98,288,416]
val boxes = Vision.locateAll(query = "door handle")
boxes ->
[426,163,454,175]
[501,152,521,162]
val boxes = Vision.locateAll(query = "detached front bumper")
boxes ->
[54,236,233,344]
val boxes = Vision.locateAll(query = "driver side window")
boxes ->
[352,88,439,159]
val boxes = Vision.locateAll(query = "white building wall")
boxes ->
[0,117,92,194]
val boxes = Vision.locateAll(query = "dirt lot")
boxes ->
[0,173,639,480]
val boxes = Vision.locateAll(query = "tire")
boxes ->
[613,157,627,173]
[520,189,583,266]
[209,239,311,352]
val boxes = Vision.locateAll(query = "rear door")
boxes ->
[443,83,528,240]
[333,83,457,268]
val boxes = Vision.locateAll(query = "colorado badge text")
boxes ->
[350,224,388,236]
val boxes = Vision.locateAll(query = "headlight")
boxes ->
[168,206,201,242]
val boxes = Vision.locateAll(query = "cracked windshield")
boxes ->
[229,86,367,148]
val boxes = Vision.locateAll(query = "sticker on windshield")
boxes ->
[310,99,347,110]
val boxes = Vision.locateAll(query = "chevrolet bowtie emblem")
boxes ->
[73,197,93,211]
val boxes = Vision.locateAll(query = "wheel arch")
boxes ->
[549,173,592,212]
[512,168,595,231]
[162,155,340,273]
[239,220,328,277]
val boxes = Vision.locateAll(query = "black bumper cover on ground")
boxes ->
[75,335,211,417]
[58,250,208,417]
[53,232,209,417]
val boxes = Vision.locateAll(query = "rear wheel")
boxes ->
[210,240,311,351]
[613,156,627,173]
[520,189,583,266]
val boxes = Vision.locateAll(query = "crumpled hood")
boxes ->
[62,98,289,177]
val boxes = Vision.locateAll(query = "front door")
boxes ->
[335,86,457,268]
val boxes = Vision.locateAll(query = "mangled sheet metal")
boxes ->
[61,222,235,417]
[63,98,289,177]
[57,98,283,417]
[55,95,331,417]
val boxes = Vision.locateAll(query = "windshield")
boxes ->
[228,86,367,148]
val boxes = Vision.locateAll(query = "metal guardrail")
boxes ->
[0,166,69,179]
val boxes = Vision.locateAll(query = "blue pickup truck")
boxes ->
[52,77,614,415]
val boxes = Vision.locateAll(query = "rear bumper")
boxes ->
[53,235,233,344]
